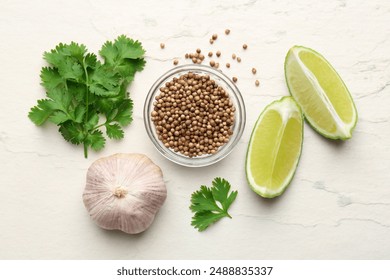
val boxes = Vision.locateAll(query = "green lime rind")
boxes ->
[245,96,304,199]
[284,45,358,140]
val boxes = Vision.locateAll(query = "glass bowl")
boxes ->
[144,64,246,167]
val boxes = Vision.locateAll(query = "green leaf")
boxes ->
[85,130,105,151]
[89,63,120,96]
[44,42,87,66]
[189,178,238,232]
[211,177,237,211]
[28,99,56,125]
[191,212,228,232]
[116,58,146,82]
[111,99,133,126]
[62,42,87,62]
[105,123,124,139]
[43,45,65,68]
[84,53,97,69]
[85,112,99,131]
[190,186,221,213]
[100,35,145,66]
[99,40,117,65]
[57,57,84,81]
[114,35,145,59]
[46,88,72,111]
[59,122,85,145]
[73,104,86,123]
[40,67,65,91]
[49,111,71,125]
[67,80,86,102]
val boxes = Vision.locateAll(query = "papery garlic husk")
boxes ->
[83,153,167,234]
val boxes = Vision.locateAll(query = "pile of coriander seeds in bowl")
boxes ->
[144,65,246,167]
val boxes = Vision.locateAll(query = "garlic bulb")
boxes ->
[83,153,167,234]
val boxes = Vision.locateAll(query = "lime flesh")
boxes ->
[285,46,357,139]
[246,97,303,198]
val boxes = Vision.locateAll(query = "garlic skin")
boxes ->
[83,153,167,234]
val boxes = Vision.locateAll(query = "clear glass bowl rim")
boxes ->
[143,64,246,167]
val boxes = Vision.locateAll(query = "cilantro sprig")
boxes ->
[28,35,145,158]
[190,178,238,231]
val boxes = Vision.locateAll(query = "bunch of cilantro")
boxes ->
[28,35,145,158]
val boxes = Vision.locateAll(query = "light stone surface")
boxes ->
[1,0,390,259]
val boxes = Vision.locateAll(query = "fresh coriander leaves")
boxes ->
[28,35,145,158]
[190,178,238,231]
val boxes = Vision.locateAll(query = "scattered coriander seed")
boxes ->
[226,63,230,68]
[252,68,257,74]
[210,60,215,67]
[243,44,248,50]
[196,48,201,54]
[225,29,230,35]
[208,51,213,57]
[196,59,202,64]
[209,38,214,44]
[232,53,236,60]
[185,53,189,59]
[173,59,178,65]
[212,34,218,40]
[255,80,260,86]
[160,43,165,49]
[237,57,241,63]
[233,77,238,83]
[215,62,220,68]
[216,51,221,57]
[192,57,197,63]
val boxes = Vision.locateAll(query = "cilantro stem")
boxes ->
[83,143,88,158]
[82,57,90,158]
[92,123,106,130]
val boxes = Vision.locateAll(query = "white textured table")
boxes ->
[1,0,390,259]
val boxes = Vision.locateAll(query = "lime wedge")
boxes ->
[285,46,357,139]
[246,97,303,198]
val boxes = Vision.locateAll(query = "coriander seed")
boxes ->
[237,57,241,63]
[210,60,215,67]
[173,59,179,65]
[196,48,201,54]
[208,51,213,57]
[216,51,221,57]
[243,44,248,49]
[255,80,260,86]
[151,72,236,158]
[209,38,214,44]
[160,43,165,49]
[252,68,257,74]
[226,63,230,68]
[233,77,238,83]
[212,34,218,40]
[225,29,230,35]
[232,53,236,60]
